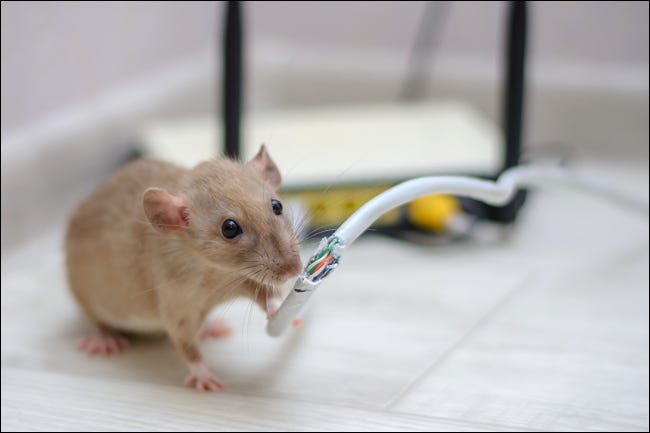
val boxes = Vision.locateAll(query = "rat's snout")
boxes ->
[278,255,302,280]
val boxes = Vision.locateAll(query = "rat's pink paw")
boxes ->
[76,333,129,356]
[266,297,281,317]
[184,362,225,393]
[200,319,232,340]
[292,318,303,328]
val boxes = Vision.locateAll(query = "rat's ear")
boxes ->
[247,144,282,190]
[142,188,190,233]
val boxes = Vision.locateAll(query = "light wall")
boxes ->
[2,1,648,138]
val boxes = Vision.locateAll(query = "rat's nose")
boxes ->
[279,256,302,280]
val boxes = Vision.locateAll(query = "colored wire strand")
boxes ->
[305,238,340,283]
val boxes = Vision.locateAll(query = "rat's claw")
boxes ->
[105,338,119,354]
[184,375,225,393]
[200,319,232,340]
[76,332,129,357]
[185,362,225,393]
[115,336,129,349]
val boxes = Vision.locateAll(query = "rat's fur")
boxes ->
[66,146,301,390]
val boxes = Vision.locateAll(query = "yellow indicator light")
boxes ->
[407,194,461,232]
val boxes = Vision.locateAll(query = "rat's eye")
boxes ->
[221,219,242,239]
[271,199,283,216]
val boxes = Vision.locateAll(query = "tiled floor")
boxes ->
[1,160,648,431]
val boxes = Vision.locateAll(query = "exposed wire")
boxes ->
[304,237,341,283]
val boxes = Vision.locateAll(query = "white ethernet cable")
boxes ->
[266,165,649,337]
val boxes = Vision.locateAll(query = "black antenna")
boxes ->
[465,1,528,224]
[503,1,527,173]
[494,0,527,223]
[222,1,243,159]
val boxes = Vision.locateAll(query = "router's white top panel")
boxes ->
[139,100,501,187]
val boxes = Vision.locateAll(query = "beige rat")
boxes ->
[66,145,302,392]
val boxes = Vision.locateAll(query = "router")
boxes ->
[137,100,501,234]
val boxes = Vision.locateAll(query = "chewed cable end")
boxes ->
[266,236,344,337]
[304,236,343,284]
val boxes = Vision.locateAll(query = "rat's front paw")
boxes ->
[200,318,232,340]
[266,297,282,317]
[184,362,225,392]
[77,332,129,356]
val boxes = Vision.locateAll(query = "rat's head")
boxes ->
[142,145,302,288]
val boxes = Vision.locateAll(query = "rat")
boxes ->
[65,145,302,392]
